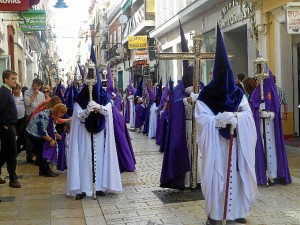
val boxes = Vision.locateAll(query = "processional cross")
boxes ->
[158,33,233,188]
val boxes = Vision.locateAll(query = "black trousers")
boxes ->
[0,124,18,181]
[16,116,26,153]
[29,136,51,173]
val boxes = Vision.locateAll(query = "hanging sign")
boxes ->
[286,3,300,34]
[19,10,46,32]
[0,0,29,11]
[128,35,148,49]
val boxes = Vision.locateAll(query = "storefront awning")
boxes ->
[122,0,132,12]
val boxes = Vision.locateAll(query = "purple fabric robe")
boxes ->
[135,103,145,129]
[160,82,190,190]
[43,111,57,163]
[112,106,136,172]
[125,97,130,123]
[156,83,169,144]
[250,72,292,185]
[57,131,67,171]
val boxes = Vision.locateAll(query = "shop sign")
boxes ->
[0,0,29,11]
[19,10,46,32]
[218,1,253,28]
[128,35,148,49]
[134,50,148,61]
[286,3,300,34]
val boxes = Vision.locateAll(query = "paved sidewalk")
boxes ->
[0,131,300,225]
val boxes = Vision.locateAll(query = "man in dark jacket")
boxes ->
[0,70,21,188]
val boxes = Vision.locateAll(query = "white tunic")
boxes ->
[66,102,122,197]
[260,113,277,179]
[148,102,158,138]
[128,95,135,128]
[195,96,257,221]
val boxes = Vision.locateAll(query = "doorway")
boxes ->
[223,25,248,77]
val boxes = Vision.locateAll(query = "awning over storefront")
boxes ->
[122,0,132,12]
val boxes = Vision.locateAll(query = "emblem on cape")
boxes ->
[266,91,272,100]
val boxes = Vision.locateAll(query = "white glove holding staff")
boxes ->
[215,112,237,129]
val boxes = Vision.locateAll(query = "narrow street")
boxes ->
[0,130,300,225]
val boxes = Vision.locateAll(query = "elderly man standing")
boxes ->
[0,70,21,188]
[24,78,45,163]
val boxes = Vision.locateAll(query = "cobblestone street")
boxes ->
[1,130,300,225]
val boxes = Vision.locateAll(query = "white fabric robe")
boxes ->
[66,102,122,197]
[195,96,257,221]
[148,102,158,138]
[129,95,135,128]
[260,113,277,178]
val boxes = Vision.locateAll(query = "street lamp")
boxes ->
[53,0,68,8]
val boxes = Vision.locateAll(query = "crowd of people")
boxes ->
[0,22,293,225]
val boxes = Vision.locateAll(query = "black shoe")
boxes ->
[96,191,105,196]
[268,179,274,186]
[75,192,86,200]
[235,218,247,224]
[44,171,58,177]
[206,217,216,225]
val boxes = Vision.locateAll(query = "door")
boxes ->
[118,70,123,90]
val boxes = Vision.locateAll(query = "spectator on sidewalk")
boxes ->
[12,83,26,154]
[236,73,246,93]
[23,78,45,164]
[0,70,21,188]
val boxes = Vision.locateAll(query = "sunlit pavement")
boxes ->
[1,132,300,225]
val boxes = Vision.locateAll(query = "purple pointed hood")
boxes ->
[198,23,243,139]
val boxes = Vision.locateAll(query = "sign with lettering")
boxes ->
[128,36,148,49]
[287,6,300,34]
[0,0,29,11]
[134,50,148,61]
[19,10,46,32]
[218,1,253,28]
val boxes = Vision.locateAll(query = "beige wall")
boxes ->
[263,0,293,13]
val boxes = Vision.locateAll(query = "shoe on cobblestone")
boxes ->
[0,177,6,184]
[235,218,247,224]
[9,180,21,188]
[206,217,216,225]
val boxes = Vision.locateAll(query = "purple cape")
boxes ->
[142,100,153,134]
[57,131,67,171]
[125,97,130,123]
[43,111,57,163]
[135,103,145,129]
[112,107,136,172]
[250,73,292,185]
[160,82,190,190]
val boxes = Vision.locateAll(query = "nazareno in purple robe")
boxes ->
[135,103,145,129]
[160,82,190,190]
[56,131,67,171]
[112,106,136,172]
[250,72,292,185]
[43,111,57,163]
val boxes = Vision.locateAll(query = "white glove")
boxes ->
[260,111,271,118]
[89,100,101,112]
[185,86,193,95]
[87,102,95,113]
[228,117,237,129]
[215,112,235,125]
[190,92,199,102]
[183,97,189,106]
[259,102,265,112]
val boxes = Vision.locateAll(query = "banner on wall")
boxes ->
[19,10,46,32]
[0,0,29,11]
[286,2,300,34]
